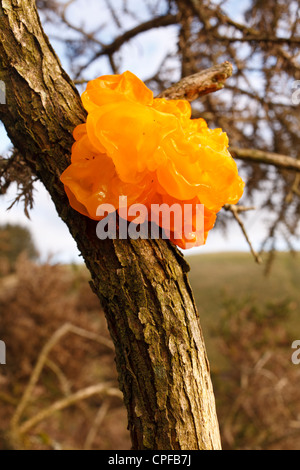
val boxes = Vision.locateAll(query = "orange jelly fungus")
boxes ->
[60,70,245,249]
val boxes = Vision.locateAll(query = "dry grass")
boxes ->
[1,251,300,449]
[0,255,130,450]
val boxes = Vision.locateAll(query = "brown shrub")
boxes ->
[212,297,300,450]
[0,255,130,450]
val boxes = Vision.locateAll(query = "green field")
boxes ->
[185,251,300,364]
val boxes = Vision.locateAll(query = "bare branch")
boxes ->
[286,174,300,203]
[214,35,300,45]
[17,383,122,435]
[157,61,233,101]
[224,204,256,213]
[104,0,122,29]
[75,13,179,78]
[45,358,72,397]
[230,147,300,173]
[11,322,114,431]
[224,204,263,264]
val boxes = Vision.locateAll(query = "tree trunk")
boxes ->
[0,0,221,450]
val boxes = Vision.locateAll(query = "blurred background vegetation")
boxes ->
[0,0,300,450]
[0,224,299,450]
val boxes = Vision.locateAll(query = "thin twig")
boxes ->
[73,78,89,85]
[224,204,262,264]
[45,358,72,397]
[286,174,300,203]
[84,399,111,450]
[230,147,300,173]
[214,34,300,45]
[0,391,18,406]
[104,0,122,29]
[11,322,114,430]
[17,383,122,435]
[224,204,256,213]
[75,13,179,79]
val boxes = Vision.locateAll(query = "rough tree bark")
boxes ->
[0,0,224,450]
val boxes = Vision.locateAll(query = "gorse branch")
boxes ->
[157,62,233,100]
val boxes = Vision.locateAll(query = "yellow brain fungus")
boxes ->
[61,70,245,248]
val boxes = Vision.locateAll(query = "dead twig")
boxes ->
[157,61,233,101]
[84,399,111,450]
[11,322,114,431]
[230,147,300,173]
[45,358,72,397]
[224,204,262,264]
[17,383,122,435]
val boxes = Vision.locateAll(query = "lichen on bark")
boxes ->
[0,0,222,450]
